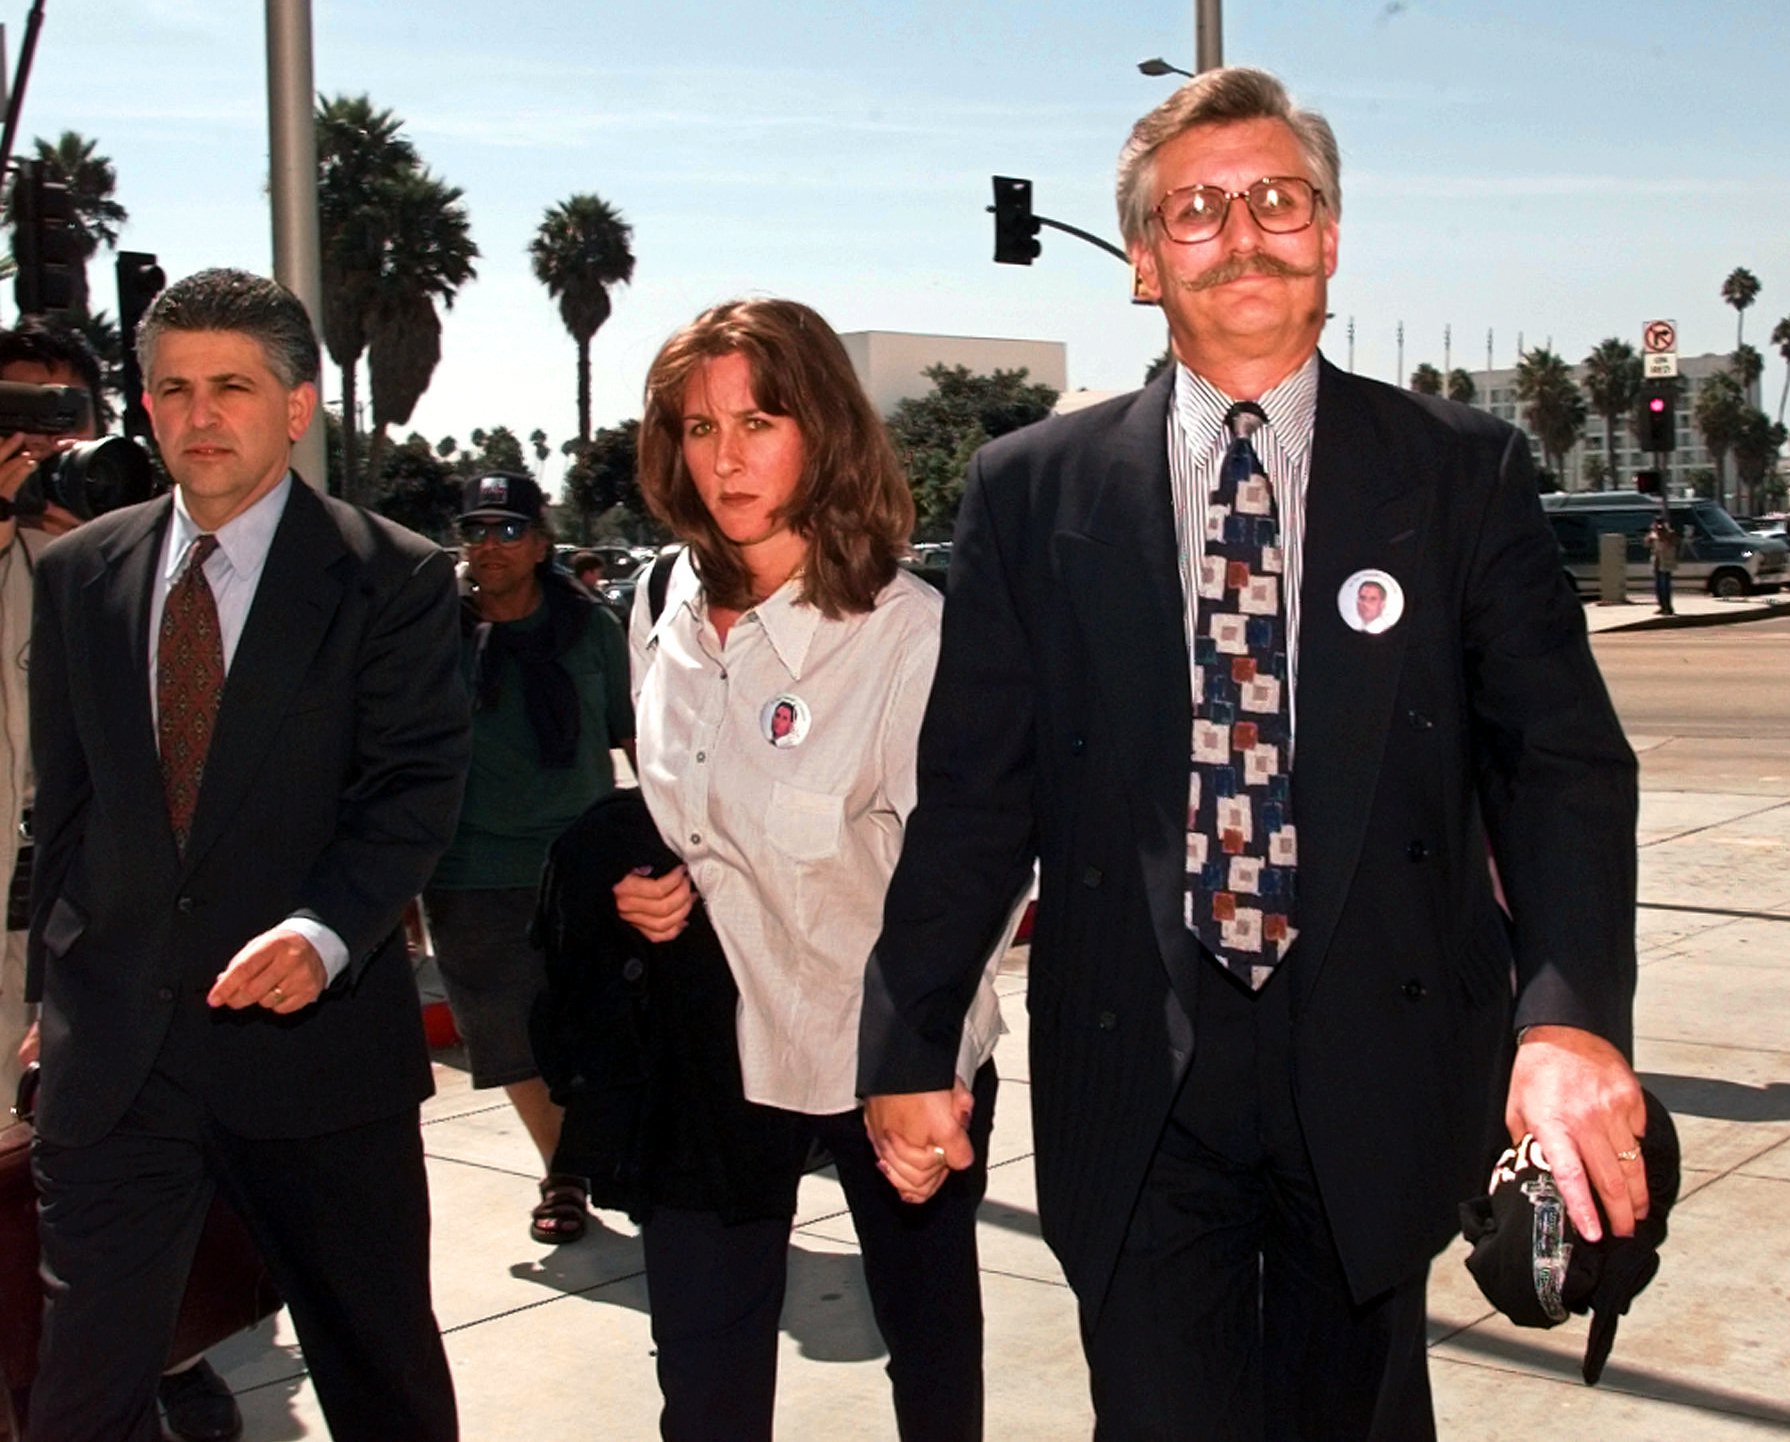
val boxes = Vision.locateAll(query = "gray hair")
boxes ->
[136,267,322,389]
[1116,67,1341,249]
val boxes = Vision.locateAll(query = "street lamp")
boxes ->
[1137,57,1194,79]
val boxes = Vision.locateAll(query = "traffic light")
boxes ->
[116,251,166,441]
[991,176,1041,266]
[1638,382,1677,453]
[12,160,82,317]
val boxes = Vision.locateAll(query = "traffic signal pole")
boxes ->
[0,0,46,180]
[265,0,326,491]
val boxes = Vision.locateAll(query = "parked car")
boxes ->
[1541,492,1789,598]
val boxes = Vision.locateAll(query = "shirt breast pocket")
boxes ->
[765,781,844,863]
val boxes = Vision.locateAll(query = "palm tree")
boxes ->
[1731,343,1764,395]
[1772,317,1790,425]
[1446,369,1477,406]
[363,168,479,485]
[1693,371,1748,510]
[1732,407,1787,516]
[4,131,130,315]
[317,95,419,501]
[1580,339,1642,493]
[1722,266,1760,349]
[1408,363,1442,395]
[530,194,636,447]
[1513,347,1587,482]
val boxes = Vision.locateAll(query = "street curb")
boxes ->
[1591,598,1790,634]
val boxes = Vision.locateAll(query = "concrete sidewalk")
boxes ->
[1582,588,1790,635]
[207,768,1790,1440]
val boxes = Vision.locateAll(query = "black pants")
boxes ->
[29,1067,457,1442]
[1082,958,1433,1442]
[641,1061,997,1442]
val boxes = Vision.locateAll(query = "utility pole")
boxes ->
[1396,321,1404,388]
[266,0,326,491]
[1346,316,1355,373]
[1444,324,1452,384]
[1196,0,1222,72]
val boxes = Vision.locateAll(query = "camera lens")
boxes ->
[43,437,158,519]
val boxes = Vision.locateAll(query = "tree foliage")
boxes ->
[530,194,636,445]
[1731,407,1786,515]
[1513,347,1587,479]
[1771,316,1790,426]
[317,95,478,504]
[1693,371,1748,509]
[1580,339,1642,493]
[563,419,651,538]
[1445,369,1478,406]
[1721,266,1760,349]
[1730,343,1764,392]
[1407,363,1442,395]
[888,365,1059,536]
[374,433,462,541]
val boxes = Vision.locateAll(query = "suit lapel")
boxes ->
[181,482,346,870]
[1056,373,1200,989]
[86,498,182,873]
[1291,360,1432,994]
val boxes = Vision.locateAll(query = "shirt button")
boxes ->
[1406,840,1429,862]
[719,669,728,681]
[176,895,195,913]
[157,986,175,1003]
[1096,1010,1118,1031]
[1402,980,1428,1001]
[689,832,702,846]
[696,752,706,763]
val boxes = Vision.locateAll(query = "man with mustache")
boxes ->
[861,69,1642,1439]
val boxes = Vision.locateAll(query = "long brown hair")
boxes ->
[638,298,914,616]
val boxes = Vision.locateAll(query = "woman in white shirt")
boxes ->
[616,299,1005,1442]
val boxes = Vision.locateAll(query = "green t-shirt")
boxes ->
[430,596,633,890]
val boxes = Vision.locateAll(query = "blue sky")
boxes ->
[16,1,1790,491]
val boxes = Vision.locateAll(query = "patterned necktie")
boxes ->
[158,534,224,853]
[1185,401,1298,988]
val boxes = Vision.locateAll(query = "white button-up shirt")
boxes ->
[632,552,1006,1115]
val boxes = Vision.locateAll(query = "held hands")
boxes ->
[613,865,694,942]
[863,1082,976,1205]
[17,1020,38,1069]
[207,927,328,1014]
[1506,1024,1649,1243]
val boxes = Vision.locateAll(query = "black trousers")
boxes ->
[29,1067,457,1442]
[1081,957,1434,1442]
[641,1061,997,1442]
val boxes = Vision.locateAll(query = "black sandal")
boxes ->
[529,1173,589,1244]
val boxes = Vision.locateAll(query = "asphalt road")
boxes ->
[1592,614,1790,793]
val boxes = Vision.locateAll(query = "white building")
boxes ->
[1473,352,1759,493]
[840,330,1066,417]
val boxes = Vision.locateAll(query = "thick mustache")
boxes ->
[1182,251,1323,291]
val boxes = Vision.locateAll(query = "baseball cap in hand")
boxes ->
[460,471,545,523]
[1458,1088,1680,1385]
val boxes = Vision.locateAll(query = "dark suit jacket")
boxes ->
[861,359,1637,1315]
[25,479,471,1149]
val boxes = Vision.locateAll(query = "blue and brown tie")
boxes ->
[1185,401,1298,988]
[158,534,223,854]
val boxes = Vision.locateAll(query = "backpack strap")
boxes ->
[646,544,684,622]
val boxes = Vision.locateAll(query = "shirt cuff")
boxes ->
[281,916,350,983]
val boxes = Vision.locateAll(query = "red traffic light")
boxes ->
[1648,397,1667,414]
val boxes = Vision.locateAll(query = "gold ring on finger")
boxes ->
[269,986,285,1005]
[1616,1147,1640,1162]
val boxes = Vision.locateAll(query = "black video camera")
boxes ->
[0,379,158,521]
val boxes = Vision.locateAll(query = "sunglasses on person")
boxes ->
[458,517,533,546]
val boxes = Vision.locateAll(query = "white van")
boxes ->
[1540,493,1788,599]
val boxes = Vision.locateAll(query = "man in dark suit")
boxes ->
[861,70,1647,1439]
[24,269,469,1442]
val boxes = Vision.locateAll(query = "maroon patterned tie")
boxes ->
[158,534,223,852]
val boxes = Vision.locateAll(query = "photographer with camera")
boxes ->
[0,322,237,1442]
